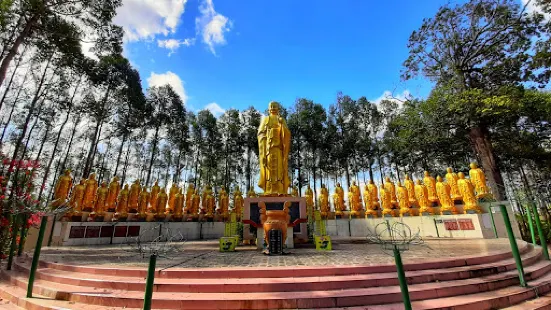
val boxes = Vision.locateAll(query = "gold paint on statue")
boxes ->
[204,191,215,218]
[384,177,398,206]
[168,183,179,213]
[138,188,150,218]
[445,168,462,201]
[156,189,168,219]
[404,175,417,207]
[173,188,184,218]
[415,180,433,215]
[469,163,491,199]
[94,182,109,215]
[218,186,230,220]
[69,179,85,214]
[233,186,244,219]
[333,183,345,216]
[319,184,330,218]
[367,180,380,209]
[82,173,98,212]
[423,171,439,204]
[305,185,314,211]
[436,176,457,214]
[52,169,72,207]
[363,183,377,218]
[191,189,201,217]
[116,184,129,217]
[247,187,257,197]
[257,101,291,195]
[380,185,394,217]
[458,172,482,213]
[184,183,194,213]
[106,176,120,211]
[128,179,141,213]
[150,181,161,212]
[349,181,363,217]
[291,186,298,197]
[396,181,411,216]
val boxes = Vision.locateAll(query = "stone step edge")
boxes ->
[3,260,550,309]
[12,247,543,293]
[33,241,531,279]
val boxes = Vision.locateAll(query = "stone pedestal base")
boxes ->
[256,227,294,250]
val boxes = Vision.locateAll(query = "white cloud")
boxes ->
[195,0,232,55]
[371,90,411,106]
[204,102,225,116]
[157,38,195,55]
[147,71,188,104]
[114,0,187,42]
[521,0,550,20]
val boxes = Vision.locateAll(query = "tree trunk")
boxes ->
[114,133,127,176]
[61,114,81,171]
[468,126,506,201]
[245,148,251,190]
[368,158,374,181]
[121,141,131,185]
[0,50,25,112]
[146,127,160,187]
[82,86,110,178]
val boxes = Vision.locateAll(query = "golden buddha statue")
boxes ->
[191,189,201,217]
[150,180,161,212]
[138,187,150,218]
[94,182,109,215]
[423,171,439,204]
[52,169,72,207]
[82,173,98,212]
[202,184,213,204]
[436,176,457,214]
[445,168,462,201]
[128,179,141,213]
[458,172,482,213]
[319,184,330,218]
[106,176,120,211]
[335,182,345,209]
[469,163,491,199]
[168,183,179,213]
[349,181,363,217]
[184,183,194,213]
[257,101,291,195]
[380,185,394,217]
[415,179,433,215]
[384,177,398,206]
[247,187,257,197]
[404,175,417,207]
[363,184,377,217]
[291,186,299,197]
[367,180,380,209]
[396,181,411,216]
[116,184,129,218]
[233,186,244,219]
[69,179,85,214]
[332,192,344,217]
[173,188,184,220]
[156,189,168,219]
[218,186,230,219]
[305,185,314,211]
[204,191,215,219]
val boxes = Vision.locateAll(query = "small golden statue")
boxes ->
[363,184,377,218]
[423,171,439,204]
[458,172,482,213]
[367,180,380,210]
[333,183,345,216]
[168,183,179,213]
[128,179,141,213]
[380,185,394,217]
[83,173,98,212]
[415,180,433,215]
[349,181,363,217]
[156,189,168,220]
[173,188,184,220]
[184,183,194,213]
[150,180,161,211]
[191,189,201,217]
[116,184,129,219]
[257,101,291,195]
[290,186,299,197]
[69,179,85,215]
[106,176,120,211]
[384,177,398,206]
[396,181,412,216]
[93,182,109,216]
[319,184,330,218]
[404,175,417,207]
[204,191,215,219]
[52,169,72,208]
[469,163,491,199]
[436,176,457,214]
[218,186,230,220]
[305,185,314,212]
[247,186,257,197]
[138,187,150,218]
[445,168,462,201]
[233,186,244,219]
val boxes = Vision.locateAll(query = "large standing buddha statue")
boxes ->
[257,101,291,195]
[469,163,491,199]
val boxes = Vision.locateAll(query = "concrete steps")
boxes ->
[1,241,551,309]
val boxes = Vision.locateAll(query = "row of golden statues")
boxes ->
[308,163,491,218]
[52,170,249,221]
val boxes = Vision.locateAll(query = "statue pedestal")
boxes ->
[243,196,307,246]
[104,212,114,222]
[256,227,294,250]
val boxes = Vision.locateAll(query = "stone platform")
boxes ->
[2,239,551,309]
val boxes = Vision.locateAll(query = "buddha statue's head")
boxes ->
[268,101,281,115]
[369,179,374,184]
[101,181,107,187]
[415,179,422,185]
[321,184,325,188]
[458,172,465,179]
[112,176,119,182]
[446,167,453,173]
[436,176,443,182]
[90,173,96,180]
[123,184,129,190]
[351,181,356,186]
[64,169,71,176]
[172,183,177,188]
[385,176,391,182]
[424,171,430,177]
[134,179,140,184]
[154,180,159,186]
[336,182,341,187]
[397,181,402,187]
[79,179,85,185]
[470,162,478,169]
[405,175,410,180]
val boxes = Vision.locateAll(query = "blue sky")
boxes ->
[114,0,469,116]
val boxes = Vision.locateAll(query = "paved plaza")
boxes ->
[39,238,513,269]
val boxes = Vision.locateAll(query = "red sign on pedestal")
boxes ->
[444,220,459,231]
[458,219,475,230]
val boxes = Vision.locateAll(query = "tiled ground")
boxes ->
[38,238,513,269]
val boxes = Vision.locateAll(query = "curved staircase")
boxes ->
[2,241,551,309]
